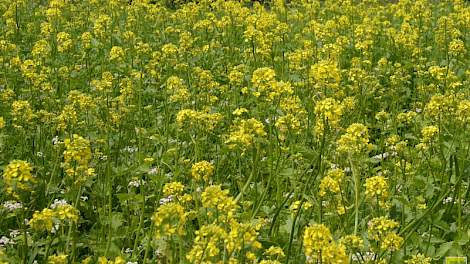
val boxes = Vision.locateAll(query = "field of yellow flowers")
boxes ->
[0,0,469,263]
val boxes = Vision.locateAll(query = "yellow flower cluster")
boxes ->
[319,168,346,215]
[166,76,190,103]
[367,216,403,251]
[153,202,187,238]
[97,256,126,264]
[47,254,68,264]
[336,123,372,155]
[404,254,432,264]
[162,181,185,197]
[63,134,93,179]
[340,234,364,252]
[201,185,238,221]
[2,160,35,197]
[11,100,35,129]
[303,224,348,264]
[250,67,293,101]
[225,118,267,151]
[176,109,223,131]
[191,160,214,182]
[109,46,125,62]
[29,204,79,232]
[416,125,439,151]
[56,32,72,53]
[309,60,341,95]
[364,175,389,208]
[314,97,344,136]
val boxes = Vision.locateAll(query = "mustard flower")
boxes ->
[191,161,214,182]
[336,123,371,155]
[153,202,187,238]
[109,46,125,62]
[2,160,35,195]
[405,254,432,264]
[47,254,68,264]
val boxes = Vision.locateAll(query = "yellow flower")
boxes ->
[0,117,5,129]
[11,100,35,129]
[201,185,237,221]
[2,160,35,195]
[47,254,68,264]
[304,224,348,263]
[314,97,344,136]
[364,176,389,202]
[56,32,72,53]
[367,216,399,241]
[153,202,186,238]
[29,208,55,232]
[162,181,185,197]
[186,224,226,262]
[420,125,439,143]
[336,123,371,155]
[225,118,267,150]
[405,254,431,264]
[303,224,332,253]
[29,203,79,232]
[264,246,285,258]
[63,134,92,177]
[176,109,223,131]
[191,161,214,182]
[380,232,403,251]
[109,46,125,62]
[232,107,248,116]
[340,234,364,251]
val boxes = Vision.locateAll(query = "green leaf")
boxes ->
[436,241,454,258]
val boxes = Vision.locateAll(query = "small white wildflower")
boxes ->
[9,230,20,238]
[80,196,89,201]
[50,199,68,209]
[122,146,138,153]
[148,167,158,175]
[36,152,44,157]
[128,180,141,188]
[443,197,453,204]
[51,223,60,234]
[0,236,11,247]
[159,195,174,205]
[125,248,133,254]
[3,201,23,211]
[52,136,60,145]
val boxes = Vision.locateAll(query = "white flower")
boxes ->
[148,167,158,175]
[0,236,11,247]
[9,230,20,238]
[3,201,23,211]
[443,197,453,204]
[128,179,145,188]
[50,199,68,209]
[51,223,60,234]
[159,195,174,205]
